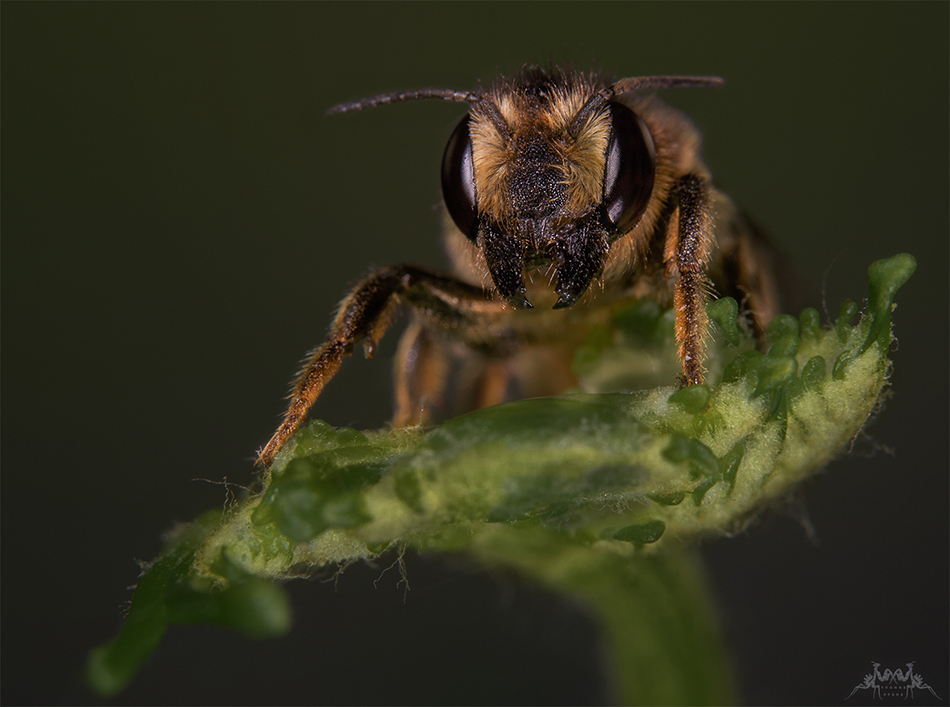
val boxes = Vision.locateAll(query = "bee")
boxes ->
[258,66,784,467]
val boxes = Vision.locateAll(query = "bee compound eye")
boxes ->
[602,103,657,235]
[441,115,478,240]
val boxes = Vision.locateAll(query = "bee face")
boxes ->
[441,69,657,309]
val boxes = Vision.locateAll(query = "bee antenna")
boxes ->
[327,88,483,115]
[611,75,725,95]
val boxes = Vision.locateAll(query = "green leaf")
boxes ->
[89,254,914,703]
[86,519,291,697]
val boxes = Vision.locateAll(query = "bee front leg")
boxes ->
[258,265,497,467]
[665,174,714,386]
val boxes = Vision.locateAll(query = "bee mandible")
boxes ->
[258,66,783,467]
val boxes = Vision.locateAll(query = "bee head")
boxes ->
[443,68,661,309]
[330,68,722,309]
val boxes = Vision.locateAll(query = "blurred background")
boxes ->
[3,3,947,704]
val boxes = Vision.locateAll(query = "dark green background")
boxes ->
[3,3,947,704]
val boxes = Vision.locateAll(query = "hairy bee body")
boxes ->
[258,67,783,467]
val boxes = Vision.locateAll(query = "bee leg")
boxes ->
[258,264,497,467]
[718,215,785,343]
[665,174,714,386]
[467,358,512,411]
[392,318,451,427]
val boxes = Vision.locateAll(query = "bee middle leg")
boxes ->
[714,210,788,343]
[393,320,520,426]
[392,319,451,426]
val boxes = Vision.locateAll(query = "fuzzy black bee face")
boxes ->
[441,70,657,309]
